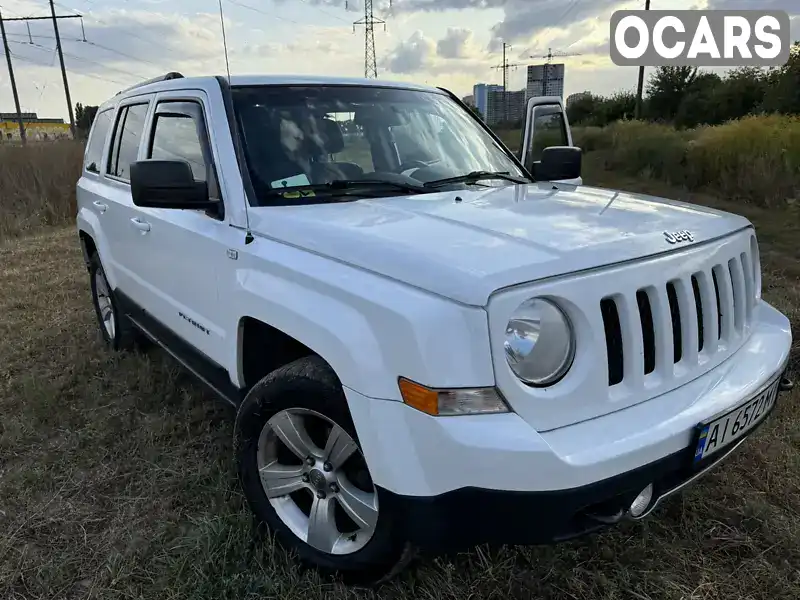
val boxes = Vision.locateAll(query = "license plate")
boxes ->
[694,379,780,463]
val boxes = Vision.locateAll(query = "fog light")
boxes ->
[629,484,654,518]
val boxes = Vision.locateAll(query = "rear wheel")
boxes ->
[88,252,140,350]
[235,356,413,583]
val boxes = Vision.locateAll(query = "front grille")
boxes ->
[600,245,757,387]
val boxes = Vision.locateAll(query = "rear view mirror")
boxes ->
[533,146,582,182]
[130,160,216,209]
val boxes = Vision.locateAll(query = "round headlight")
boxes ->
[504,298,575,386]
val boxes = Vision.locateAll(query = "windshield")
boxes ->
[231,85,527,204]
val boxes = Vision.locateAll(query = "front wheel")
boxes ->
[234,356,413,583]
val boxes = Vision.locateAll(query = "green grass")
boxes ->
[499,115,800,207]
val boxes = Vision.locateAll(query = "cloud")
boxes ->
[489,0,625,47]
[393,0,505,11]
[707,0,798,10]
[391,0,626,48]
[436,27,475,58]
[392,0,800,54]
[4,7,225,83]
[273,0,361,12]
[385,30,435,73]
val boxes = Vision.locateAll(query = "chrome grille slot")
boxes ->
[636,290,656,375]
[600,232,757,389]
[600,298,624,386]
[711,269,723,340]
[712,264,734,341]
[728,257,746,335]
[666,282,682,364]
[740,251,755,320]
[691,275,704,352]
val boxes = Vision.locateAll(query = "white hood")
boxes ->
[248,182,752,306]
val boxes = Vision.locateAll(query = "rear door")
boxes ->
[77,108,119,271]
[519,96,582,185]
[102,97,154,300]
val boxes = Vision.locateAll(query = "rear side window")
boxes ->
[84,110,112,173]
[107,103,149,181]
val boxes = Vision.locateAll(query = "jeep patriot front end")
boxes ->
[76,72,793,582]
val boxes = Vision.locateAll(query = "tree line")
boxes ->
[567,41,799,129]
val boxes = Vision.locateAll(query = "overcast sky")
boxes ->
[0,0,798,120]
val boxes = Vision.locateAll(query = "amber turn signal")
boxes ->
[398,378,509,416]
[398,378,440,415]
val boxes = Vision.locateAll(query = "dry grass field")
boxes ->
[0,142,798,599]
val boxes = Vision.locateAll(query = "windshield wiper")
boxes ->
[262,178,428,199]
[324,179,428,194]
[423,171,530,189]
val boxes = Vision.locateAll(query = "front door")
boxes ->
[124,92,238,367]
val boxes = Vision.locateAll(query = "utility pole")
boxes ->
[1,11,82,139]
[352,0,390,79]
[492,43,524,124]
[50,0,75,138]
[0,7,26,144]
[502,42,508,122]
[634,0,651,119]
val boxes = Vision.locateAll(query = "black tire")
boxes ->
[235,355,414,584]
[88,252,140,351]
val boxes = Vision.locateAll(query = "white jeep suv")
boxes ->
[76,72,793,582]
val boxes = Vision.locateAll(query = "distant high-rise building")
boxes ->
[526,63,565,99]
[486,89,526,126]
[473,83,504,120]
[462,94,475,106]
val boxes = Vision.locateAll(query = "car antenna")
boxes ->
[218,0,254,245]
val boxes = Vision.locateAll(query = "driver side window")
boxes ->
[147,100,221,201]
[528,107,569,162]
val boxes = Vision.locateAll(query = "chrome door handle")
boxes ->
[130,217,151,233]
[92,201,108,213]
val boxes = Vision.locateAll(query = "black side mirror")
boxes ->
[130,160,216,209]
[532,146,582,182]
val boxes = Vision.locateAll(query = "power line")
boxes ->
[85,40,161,68]
[8,39,149,79]
[53,1,177,57]
[0,5,81,139]
[296,0,351,24]
[7,48,127,86]
[552,0,583,31]
[5,31,162,69]
[226,0,301,26]
[6,31,85,43]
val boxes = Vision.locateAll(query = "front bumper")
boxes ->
[378,372,793,550]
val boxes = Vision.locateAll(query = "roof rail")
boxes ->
[116,72,184,96]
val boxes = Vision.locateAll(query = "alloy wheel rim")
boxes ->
[94,270,115,340]
[256,407,379,555]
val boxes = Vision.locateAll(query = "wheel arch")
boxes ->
[79,229,97,270]
[76,210,119,289]
[237,316,324,391]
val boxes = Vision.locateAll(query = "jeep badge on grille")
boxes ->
[664,230,694,244]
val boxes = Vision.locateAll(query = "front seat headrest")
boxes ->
[315,118,345,155]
